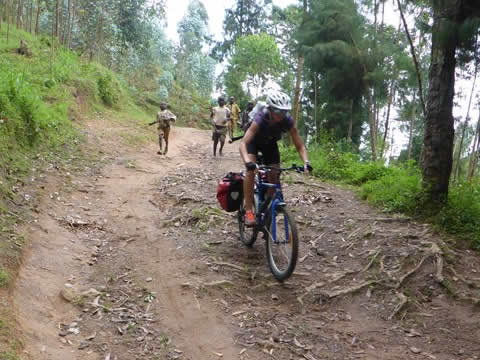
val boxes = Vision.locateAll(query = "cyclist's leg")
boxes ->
[243,142,257,217]
[259,142,280,197]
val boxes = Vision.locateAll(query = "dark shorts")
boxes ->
[246,141,280,165]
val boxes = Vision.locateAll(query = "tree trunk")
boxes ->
[292,55,304,125]
[28,0,32,32]
[16,0,24,29]
[367,90,377,161]
[397,0,427,118]
[421,1,459,205]
[407,92,416,161]
[65,0,71,46]
[347,98,353,143]
[467,113,480,181]
[68,0,75,49]
[7,0,10,43]
[381,80,395,158]
[314,72,317,135]
[59,0,65,44]
[55,0,59,37]
[50,5,55,74]
[34,0,40,35]
[453,35,478,183]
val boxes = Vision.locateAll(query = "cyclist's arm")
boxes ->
[239,121,259,164]
[289,126,309,164]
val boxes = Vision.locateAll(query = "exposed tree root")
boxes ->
[354,217,411,223]
[297,282,326,305]
[297,270,358,304]
[449,267,480,289]
[388,292,408,320]
[435,252,444,283]
[203,280,234,287]
[362,250,381,272]
[396,242,443,289]
[396,254,430,289]
[322,280,377,299]
[214,261,246,272]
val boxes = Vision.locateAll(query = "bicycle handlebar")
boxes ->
[258,164,310,173]
[228,135,244,144]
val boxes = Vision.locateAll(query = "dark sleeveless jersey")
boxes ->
[253,109,293,144]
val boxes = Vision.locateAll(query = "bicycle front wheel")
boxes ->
[238,201,258,247]
[265,207,299,281]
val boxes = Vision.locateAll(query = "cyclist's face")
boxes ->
[270,108,286,122]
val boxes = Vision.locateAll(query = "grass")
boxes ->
[0,26,156,359]
[0,309,21,360]
[0,271,8,288]
[0,25,213,360]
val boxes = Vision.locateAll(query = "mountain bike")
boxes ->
[237,164,304,281]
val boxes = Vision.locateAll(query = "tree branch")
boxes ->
[397,0,426,117]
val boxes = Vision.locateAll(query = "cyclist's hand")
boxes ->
[303,162,313,174]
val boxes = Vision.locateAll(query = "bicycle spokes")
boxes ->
[266,208,298,281]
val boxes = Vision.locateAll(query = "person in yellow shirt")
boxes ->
[210,96,231,157]
[227,96,241,140]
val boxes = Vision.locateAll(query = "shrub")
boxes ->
[360,165,422,213]
[97,73,119,107]
[435,181,480,248]
[350,161,394,185]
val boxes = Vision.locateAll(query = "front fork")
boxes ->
[268,198,287,244]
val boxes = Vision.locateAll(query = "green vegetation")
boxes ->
[0,270,8,288]
[280,139,480,248]
[0,25,209,358]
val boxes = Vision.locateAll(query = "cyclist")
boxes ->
[239,90,310,226]
[211,96,231,157]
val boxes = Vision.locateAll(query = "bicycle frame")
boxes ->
[254,170,288,245]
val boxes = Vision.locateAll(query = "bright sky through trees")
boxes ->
[164,0,295,42]
[163,0,478,157]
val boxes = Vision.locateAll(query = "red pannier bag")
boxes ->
[217,172,244,212]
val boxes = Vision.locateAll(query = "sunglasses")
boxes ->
[271,108,287,115]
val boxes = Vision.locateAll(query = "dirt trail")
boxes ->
[12,120,480,360]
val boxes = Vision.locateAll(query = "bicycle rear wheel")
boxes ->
[238,201,258,247]
[265,207,298,281]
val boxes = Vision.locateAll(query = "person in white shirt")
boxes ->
[210,96,231,157]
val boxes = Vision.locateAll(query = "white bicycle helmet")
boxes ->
[266,90,291,111]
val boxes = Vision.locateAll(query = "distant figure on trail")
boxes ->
[239,90,310,227]
[227,96,241,140]
[240,101,255,132]
[149,102,177,155]
[211,96,231,157]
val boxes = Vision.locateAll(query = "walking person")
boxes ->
[211,96,231,157]
[149,102,177,155]
[227,96,241,140]
[240,101,255,132]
